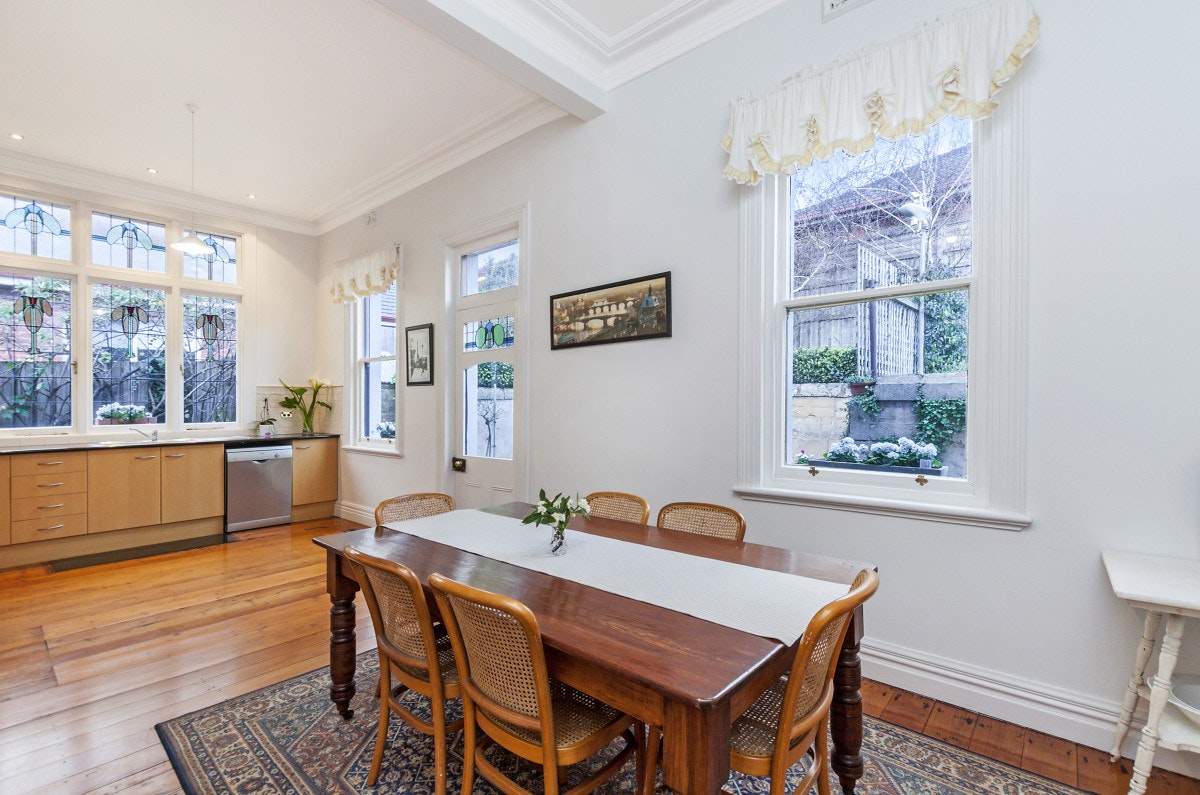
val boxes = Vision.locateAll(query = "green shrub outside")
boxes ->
[793,347,857,384]
[476,362,514,389]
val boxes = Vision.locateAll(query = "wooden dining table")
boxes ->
[313,503,874,794]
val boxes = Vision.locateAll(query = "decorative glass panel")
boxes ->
[92,283,166,423]
[183,231,238,283]
[0,272,72,428]
[787,288,967,477]
[462,315,515,352]
[91,212,166,273]
[460,239,518,297]
[464,362,513,459]
[0,193,71,260]
[184,294,238,423]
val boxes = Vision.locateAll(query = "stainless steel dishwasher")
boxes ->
[225,445,293,532]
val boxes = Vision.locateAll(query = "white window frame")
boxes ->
[348,286,401,455]
[735,81,1031,531]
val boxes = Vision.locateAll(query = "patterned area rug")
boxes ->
[157,652,1087,794]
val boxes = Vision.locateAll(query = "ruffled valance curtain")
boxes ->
[722,0,1039,184]
[329,245,402,303]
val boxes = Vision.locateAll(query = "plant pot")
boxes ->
[847,381,876,397]
[256,423,275,438]
[814,458,947,476]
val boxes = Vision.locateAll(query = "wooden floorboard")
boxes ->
[0,515,1194,794]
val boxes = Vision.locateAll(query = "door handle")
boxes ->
[451,457,466,472]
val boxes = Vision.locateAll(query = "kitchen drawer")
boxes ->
[11,512,87,544]
[11,470,88,499]
[11,451,87,478]
[11,492,88,521]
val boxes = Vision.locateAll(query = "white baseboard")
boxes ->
[333,500,374,527]
[862,638,1200,778]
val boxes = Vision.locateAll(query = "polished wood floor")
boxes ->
[0,519,1196,794]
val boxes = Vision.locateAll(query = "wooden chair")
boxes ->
[656,501,746,542]
[343,546,462,793]
[584,491,650,525]
[728,569,880,795]
[428,573,645,795]
[374,492,455,525]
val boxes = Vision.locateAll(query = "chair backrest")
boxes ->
[585,491,650,525]
[428,573,553,742]
[781,569,879,740]
[656,501,746,542]
[375,492,455,525]
[344,546,442,679]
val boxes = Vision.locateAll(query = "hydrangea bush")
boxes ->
[822,436,941,468]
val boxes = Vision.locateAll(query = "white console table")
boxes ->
[1103,550,1200,795]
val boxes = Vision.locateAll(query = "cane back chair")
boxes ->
[655,501,746,542]
[728,568,879,795]
[428,572,644,795]
[374,492,455,525]
[584,491,650,525]
[343,546,462,793]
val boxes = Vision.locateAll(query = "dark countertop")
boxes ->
[0,433,338,456]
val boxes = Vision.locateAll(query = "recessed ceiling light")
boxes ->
[9,133,23,140]
[146,167,158,175]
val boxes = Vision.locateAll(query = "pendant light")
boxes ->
[171,104,215,257]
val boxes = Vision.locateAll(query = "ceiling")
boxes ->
[0,0,784,235]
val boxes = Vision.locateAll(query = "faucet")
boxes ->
[130,426,158,442]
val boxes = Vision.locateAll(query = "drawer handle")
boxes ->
[37,461,65,467]
[135,455,158,460]
[37,482,65,488]
[295,445,311,449]
[39,503,65,509]
[165,453,186,458]
[38,524,65,532]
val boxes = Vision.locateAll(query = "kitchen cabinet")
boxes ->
[88,447,162,533]
[160,443,224,524]
[10,451,87,544]
[292,437,338,506]
[0,456,8,546]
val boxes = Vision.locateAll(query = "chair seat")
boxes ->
[487,679,625,748]
[730,674,824,758]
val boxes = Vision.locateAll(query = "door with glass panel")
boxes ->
[452,236,520,508]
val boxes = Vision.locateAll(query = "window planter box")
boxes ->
[96,417,157,425]
[808,458,948,476]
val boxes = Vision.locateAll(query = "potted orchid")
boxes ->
[523,489,590,555]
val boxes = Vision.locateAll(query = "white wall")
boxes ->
[318,0,1200,769]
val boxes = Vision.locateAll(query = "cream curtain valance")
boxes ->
[721,0,1039,185]
[329,245,401,303]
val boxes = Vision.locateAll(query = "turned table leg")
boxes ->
[1111,610,1163,761]
[326,550,359,719]
[831,608,865,794]
[1127,613,1185,795]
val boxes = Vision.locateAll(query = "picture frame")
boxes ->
[405,323,434,386]
[550,271,671,350]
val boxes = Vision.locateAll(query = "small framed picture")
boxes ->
[405,323,434,386]
[550,271,671,350]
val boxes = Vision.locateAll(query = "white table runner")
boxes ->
[384,509,850,647]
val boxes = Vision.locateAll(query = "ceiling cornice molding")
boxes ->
[313,97,568,235]
[0,150,318,236]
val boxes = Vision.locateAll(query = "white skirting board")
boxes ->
[862,638,1200,779]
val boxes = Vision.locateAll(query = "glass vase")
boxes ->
[550,530,566,556]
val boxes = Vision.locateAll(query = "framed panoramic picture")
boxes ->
[550,271,671,350]
[405,323,434,386]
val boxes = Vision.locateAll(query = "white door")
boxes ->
[450,232,524,508]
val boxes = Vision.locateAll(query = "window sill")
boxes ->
[733,484,1031,531]
[343,444,404,459]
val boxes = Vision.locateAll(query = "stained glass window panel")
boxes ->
[0,193,71,260]
[183,231,238,283]
[184,294,238,424]
[91,212,166,273]
[0,272,72,428]
[92,283,166,424]
[462,315,515,352]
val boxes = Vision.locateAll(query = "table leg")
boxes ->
[326,551,359,719]
[660,699,730,794]
[1111,610,1163,761]
[1127,613,1184,795]
[831,609,865,794]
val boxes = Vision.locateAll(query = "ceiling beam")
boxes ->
[377,0,607,121]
